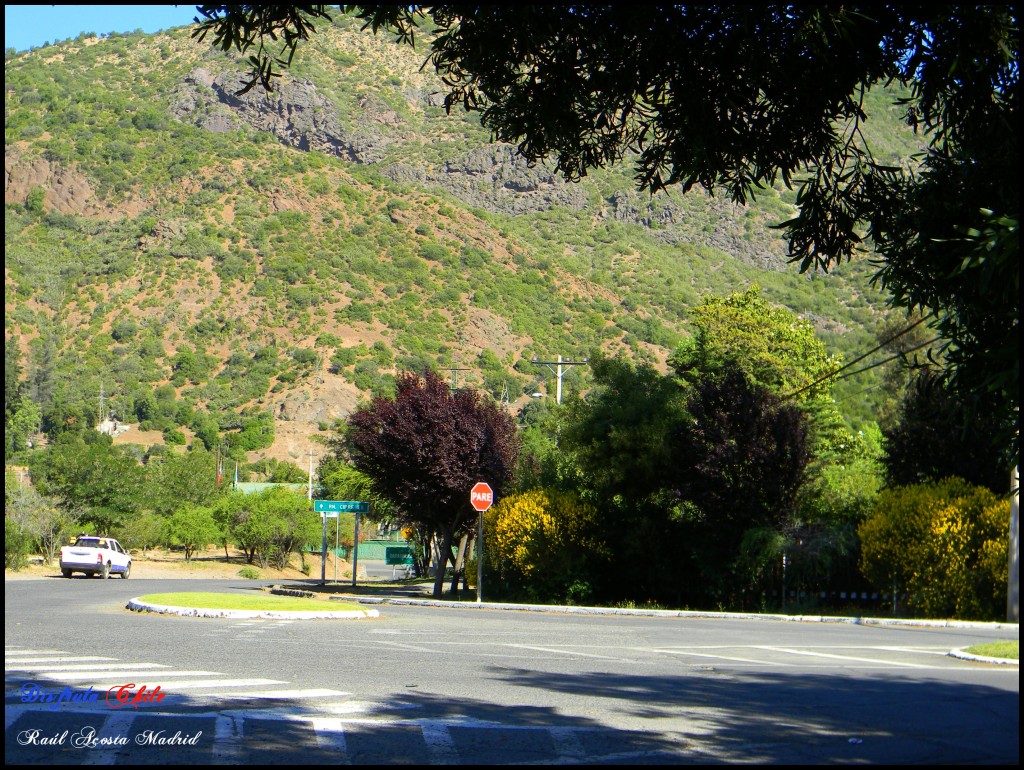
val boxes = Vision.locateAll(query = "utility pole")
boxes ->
[307,448,316,501]
[531,355,588,404]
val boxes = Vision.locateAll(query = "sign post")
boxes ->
[470,482,494,603]
[314,500,369,587]
[321,509,328,586]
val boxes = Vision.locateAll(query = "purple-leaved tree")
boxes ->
[345,369,519,597]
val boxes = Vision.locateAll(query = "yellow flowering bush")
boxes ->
[859,477,1010,619]
[484,488,607,603]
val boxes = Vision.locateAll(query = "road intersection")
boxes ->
[5,578,1018,764]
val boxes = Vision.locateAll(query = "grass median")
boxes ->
[964,641,1019,660]
[136,592,365,612]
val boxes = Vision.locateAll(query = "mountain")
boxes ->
[4,14,918,467]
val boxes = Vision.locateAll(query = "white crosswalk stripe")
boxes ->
[6,656,118,664]
[7,663,171,673]
[310,718,351,764]
[5,647,347,704]
[5,646,686,763]
[34,670,225,681]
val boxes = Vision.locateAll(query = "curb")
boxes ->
[126,596,380,620]
[948,647,1019,666]
[334,594,1019,631]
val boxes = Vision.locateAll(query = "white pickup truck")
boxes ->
[59,536,132,579]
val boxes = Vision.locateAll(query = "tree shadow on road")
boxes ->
[484,665,1019,764]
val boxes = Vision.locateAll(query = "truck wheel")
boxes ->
[121,562,131,579]
[62,569,71,578]
[101,563,110,580]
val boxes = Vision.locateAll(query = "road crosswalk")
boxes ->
[5,643,682,764]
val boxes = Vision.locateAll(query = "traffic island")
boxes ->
[126,591,380,619]
[949,645,1019,666]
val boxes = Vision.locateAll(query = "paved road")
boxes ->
[5,578,1019,764]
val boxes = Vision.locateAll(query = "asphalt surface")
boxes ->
[5,577,1019,764]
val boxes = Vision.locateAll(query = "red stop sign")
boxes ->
[470,482,494,512]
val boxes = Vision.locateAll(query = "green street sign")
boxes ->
[314,500,369,514]
[385,546,414,566]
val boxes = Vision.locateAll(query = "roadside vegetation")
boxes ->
[6,286,1014,619]
[4,18,1016,621]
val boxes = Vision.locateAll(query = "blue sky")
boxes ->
[5,5,200,52]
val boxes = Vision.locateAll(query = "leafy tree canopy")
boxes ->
[194,4,1019,456]
[884,372,1016,494]
[675,364,811,537]
[670,286,840,403]
[672,364,811,605]
[28,436,145,530]
[562,354,686,511]
[342,368,520,596]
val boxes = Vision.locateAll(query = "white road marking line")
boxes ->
[323,701,388,715]
[81,712,137,766]
[421,722,460,764]
[5,656,118,664]
[649,648,792,665]
[754,646,932,668]
[37,670,224,681]
[213,713,243,765]
[872,646,952,656]
[504,644,624,660]
[375,639,440,653]
[311,717,351,764]
[7,663,171,672]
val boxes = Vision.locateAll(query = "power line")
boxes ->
[783,312,937,401]
[831,336,942,383]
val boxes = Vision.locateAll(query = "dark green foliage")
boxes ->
[673,366,811,606]
[226,413,276,452]
[557,356,691,604]
[144,448,221,514]
[110,319,139,343]
[28,435,146,531]
[563,355,685,510]
[162,427,187,445]
[171,347,216,386]
[215,488,320,569]
[884,373,1015,494]
[5,516,33,570]
[291,347,318,365]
